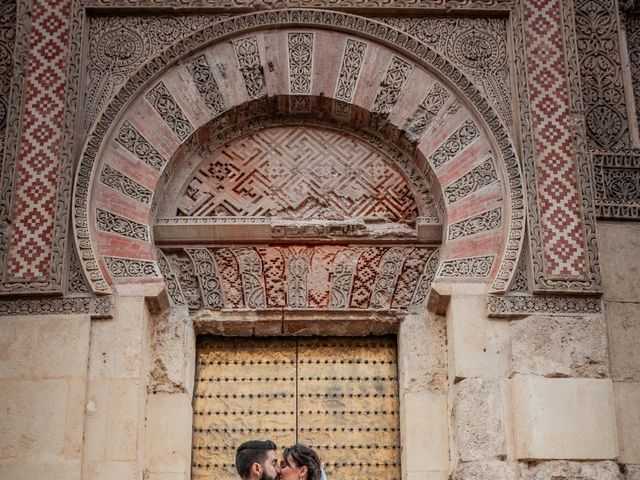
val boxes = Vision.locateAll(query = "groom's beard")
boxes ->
[259,470,278,480]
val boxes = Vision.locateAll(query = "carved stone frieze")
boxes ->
[84,0,515,10]
[335,38,366,103]
[625,15,640,126]
[145,81,194,141]
[403,82,451,142]
[105,256,160,277]
[116,121,168,172]
[233,36,266,100]
[487,294,602,317]
[430,119,479,170]
[372,56,413,117]
[0,295,114,318]
[186,248,225,308]
[100,164,152,204]
[443,158,499,204]
[438,255,494,278]
[186,54,226,115]
[379,16,512,126]
[158,245,439,310]
[0,1,16,156]
[447,207,501,241]
[288,32,313,94]
[575,0,629,150]
[96,208,150,241]
[592,153,640,219]
[86,14,224,129]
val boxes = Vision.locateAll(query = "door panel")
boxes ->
[192,336,400,480]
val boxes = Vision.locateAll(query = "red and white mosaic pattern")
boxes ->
[6,0,71,280]
[523,0,588,279]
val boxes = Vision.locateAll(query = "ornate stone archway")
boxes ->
[73,9,525,300]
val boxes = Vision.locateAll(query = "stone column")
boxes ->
[398,308,449,480]
[81,288,153,480]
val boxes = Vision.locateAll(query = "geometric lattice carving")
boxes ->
[5,0,71,280]
[522,0,589,279]
[575,0,629,149]
[177,126,422,222]
[593,153,640,219]
[159,246,439,310]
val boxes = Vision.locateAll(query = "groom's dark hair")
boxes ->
[235,440,277,479]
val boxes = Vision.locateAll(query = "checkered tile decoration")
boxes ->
[6,0,71,280]
[523,0,588,279]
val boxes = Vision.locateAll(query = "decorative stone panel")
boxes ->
[158,246,439,311]
[73,14,523,294]
[593,153,640,219]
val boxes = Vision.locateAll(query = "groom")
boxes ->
[235,440,281,480]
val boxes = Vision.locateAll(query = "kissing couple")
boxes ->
[235,440,328,480]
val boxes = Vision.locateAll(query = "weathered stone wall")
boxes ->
[0,315,90,479]
[600,222,640,478]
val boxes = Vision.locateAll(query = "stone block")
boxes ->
[446,293,510,379]
[520,460,621,480]
[401,391,449,473]
[625,465,640,480]
[598,222,640,302]
[607,302,640,381]
[144,393,193,473]
[85,461,137,480]
[453,378,508,461]
[615,382,640,464]
[398,311,447,394]
[0,314,90,379]
[405,472,449,480]
[89,296,147,380]
[512,376,617,460]
[511,314,608,378]
[143,473,189,480]
[148,307,194,395]
[454,462,518,480]
[0,379,72,461]
[84,378,142,463]
[0,461,81,480]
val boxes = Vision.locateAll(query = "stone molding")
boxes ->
[487,293,603,317]
[72,10,525,295]
[0,295,114,318]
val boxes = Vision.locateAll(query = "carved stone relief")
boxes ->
[100,164,153,204]
[430,119,479,170]
[187,54,226,116]
[447,207,501,241]
[145,82,194,141]
[487,294,602,316]
[574,0,630,150]
[403,82,451,142]
[157,246,439,310]
[437,255,494,278]
[116,121,168,172]
[86,14,224,129]
[626,15,640,126]
[592,153,640,219]
[233,36,266,100]
[96,208,150,241]
[288,32,314,94]
[443,158,499,204]
[0,1,16,157]
[378,16,512,126]
[335,38,367,103]
[105,256,160,277]
[74,11,525,294]
[372,56,414,117]
[176,125,423,222]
